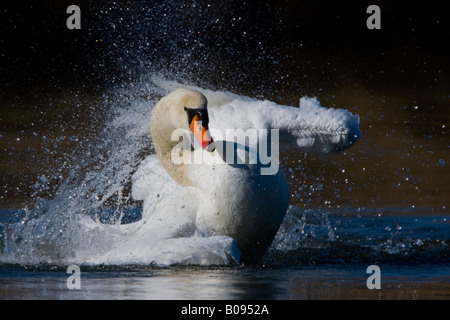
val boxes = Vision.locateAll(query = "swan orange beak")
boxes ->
[190,115,214,151]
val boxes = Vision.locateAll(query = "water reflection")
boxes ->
[1,264,449,299]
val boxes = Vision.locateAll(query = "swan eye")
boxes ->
[184,107,209,127]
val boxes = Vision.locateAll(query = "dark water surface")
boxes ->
[1,263,449,300]
[1,208,449,299]
[1,1,449,300]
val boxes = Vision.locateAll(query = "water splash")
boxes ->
[0,76,162,264]
[0,76,357,266]
[268,208,450,265]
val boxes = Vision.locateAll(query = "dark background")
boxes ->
[2,0,449,96]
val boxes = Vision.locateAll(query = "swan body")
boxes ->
[149,89,289,262]
[144,87,360,263]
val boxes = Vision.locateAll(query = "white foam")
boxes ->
[75,216,241,266]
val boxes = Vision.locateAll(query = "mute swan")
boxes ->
[147,88,361,263]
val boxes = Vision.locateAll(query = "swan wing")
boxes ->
[208,96,360,155]
[151,78,360,155]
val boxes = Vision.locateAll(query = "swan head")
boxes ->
[151,89,217,186]
[161,89,214,151]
